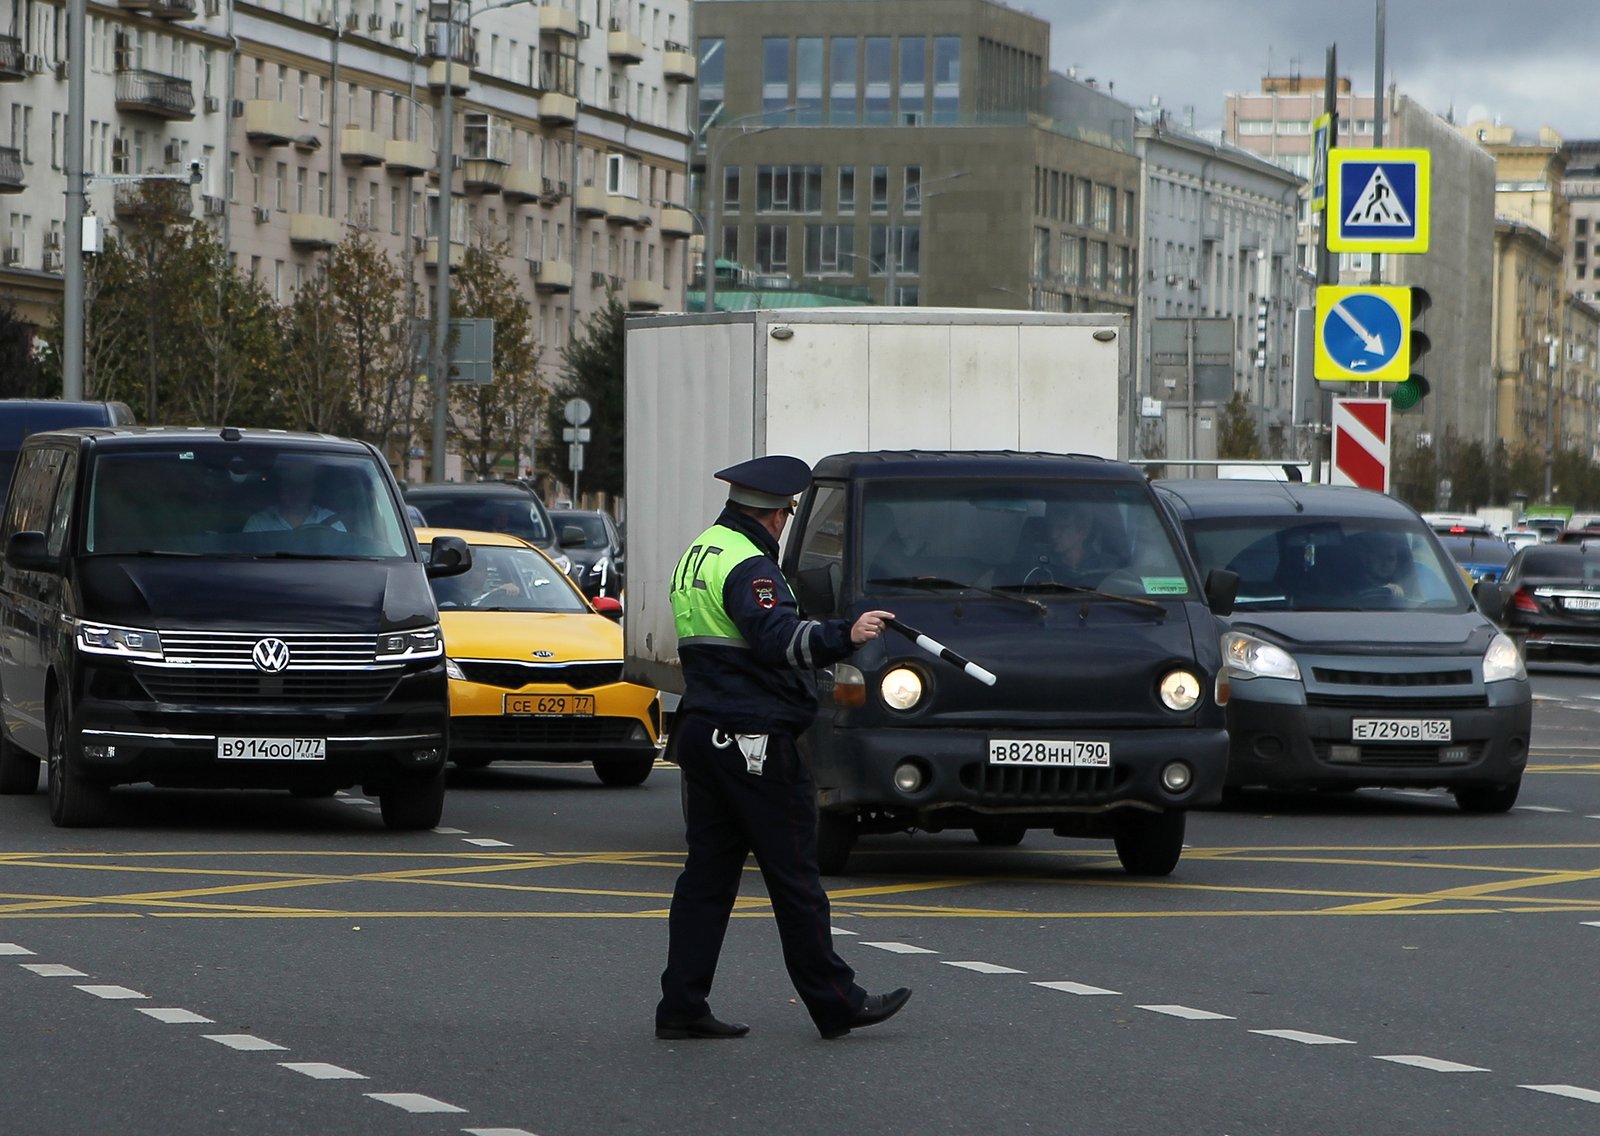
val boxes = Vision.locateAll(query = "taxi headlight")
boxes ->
[445,656,466,681]
[73,620,164,660]
[880,666,924,711]
[1220,630,1301,681]
[1159,669,1202,711]
[1483,632,1526,683]
[377,625,443,662]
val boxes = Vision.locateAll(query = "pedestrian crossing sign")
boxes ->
[1327,148,1430,254]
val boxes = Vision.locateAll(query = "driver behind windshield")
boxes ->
[245,460,346,532]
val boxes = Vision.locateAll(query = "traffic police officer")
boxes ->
[656,455,913,1041]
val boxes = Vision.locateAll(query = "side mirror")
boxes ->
[592,595,624,621]
[1473,579,1505,622]
[6,531,57,573]
[794,564,841,617]
[425,535,473,578]
[1204,568,1239,617]
[559,525,587,548]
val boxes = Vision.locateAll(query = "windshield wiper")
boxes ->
[997,580,1166,612]
[867,575,1045,614]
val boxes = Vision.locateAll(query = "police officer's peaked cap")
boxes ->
[715,455,812,510]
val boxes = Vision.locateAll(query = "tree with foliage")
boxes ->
[447,241,543,480]
[1216,391,1263,460]
[551,290,625,500]
[0,299,47,398]
[281,269,355,434]
[327,232,423,468]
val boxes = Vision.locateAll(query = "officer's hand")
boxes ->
[850,609,895,645]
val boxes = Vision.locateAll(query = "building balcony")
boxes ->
[112,180,193,223]
[424,237,465,271]
[626,279,664,310]
[607,28,644,65]
[385,138,432,176]
[606,195,643,225]
[289,213,342,249]
[658,208,694,238]
[428,60,470,95]
[115,69,195,120]
[662,45,695,84]
[502,167,543,204]
[533,258,573,293]
[539,7,579,37]
[574,184,606,218]
[340,127,385,166]
[117,0,152,10]
[462,158,504,194]
[0,147,22,194]
[244,99,298,145]
[146,0,199,19]
[539,92,577,126]
[0,35,25,81]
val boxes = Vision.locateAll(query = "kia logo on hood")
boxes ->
[252,638,292,673]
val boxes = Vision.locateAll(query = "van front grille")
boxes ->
[959,762,1118,803]
[157,630,380,669]
[136,669,400,706]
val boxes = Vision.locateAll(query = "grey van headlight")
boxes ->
[1220,630,1300,681]
[880,666,925,711]
[377,625,443,662]
[72,619,164,661]
[1483,632,1526,683]
[1159,669,1203,711]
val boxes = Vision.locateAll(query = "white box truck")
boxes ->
[624,307,1131,694]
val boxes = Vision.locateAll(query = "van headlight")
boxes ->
[880,666,925,710]
[377,625,443,661]
[72,619,164,660]
[1483,632,1526,683]
[1220,630,1300,681]
[1159,669,1202,711]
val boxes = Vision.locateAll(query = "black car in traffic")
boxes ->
[1498,543,1600,662]
[404,481,572,577]
[551,508,624,599]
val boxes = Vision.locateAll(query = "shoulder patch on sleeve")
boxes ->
[750,577,778,609]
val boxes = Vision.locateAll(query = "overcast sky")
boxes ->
[1019,0,1600,140]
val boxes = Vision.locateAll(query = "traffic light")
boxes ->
[1390,286,1431,410]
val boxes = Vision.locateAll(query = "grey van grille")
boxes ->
[960,762,1118,803]
[155,630,380,669]
[135,668,400,706]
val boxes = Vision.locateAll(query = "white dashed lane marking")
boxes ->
[1522,1084,1600,1104]
[139,1008,214,1024]
[0,943,35,956]
[204,1034,288,1052]
[829,926,857,936]
[1138,1004,1235,1021]
[942,961,1025,975]
[463,1129,541,1135]
[862,942,937,955]
[463,838,514,848]
[75,985,147,1000]
[1251,1029,1355,1045]
[1034,980,1120,996]
[1375,1055,1489,1073]
[433,827,469,835]
[21,963,87,977]
[281,1062,368,1080]
[1517,806,1569,813]
[364,1092,468,1114]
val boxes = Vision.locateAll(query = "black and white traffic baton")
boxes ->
[885,617,998,686]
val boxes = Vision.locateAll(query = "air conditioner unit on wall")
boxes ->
[390,20,404,38]
[252,205,271,223]
[367,13,383,30]
[528,258,541,273]
[3,246,23,266]
[164,140,182,164]
[22,54,43,74]
[344,12,360,30]
[42,249,63,272]
[203,95,219,113]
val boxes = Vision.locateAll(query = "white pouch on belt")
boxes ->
[735,733,769,775]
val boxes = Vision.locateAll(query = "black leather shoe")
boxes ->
[819,987,913,1040]
[655,1014,751,1040]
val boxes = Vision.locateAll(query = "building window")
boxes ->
[1073,177,1091,226]
[838,166,855,214]
[903,166,921,214]
[804,222,855,275]
[796,37,823,125]
[1093,184,1115,232]
[722,165,740,211]
[1033,226,1050,277]
[864,36,891,125]
[870,165,888,213]
[898,36,925,125]
[829,37,857,125]
[757,165,822,213]
[932,36,959,124]
[754,222,789,272]
[762,37,789,119]
[1089,241,1107,290]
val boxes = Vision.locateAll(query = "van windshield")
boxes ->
[859,480,1193,599]
[86,448,412,558]
[1186,518,1469,611]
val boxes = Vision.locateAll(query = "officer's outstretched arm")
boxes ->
[723,558,852,670]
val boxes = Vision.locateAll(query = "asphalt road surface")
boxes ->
[5,668,1600,1135]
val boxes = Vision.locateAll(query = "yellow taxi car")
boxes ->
[418,528,661,785]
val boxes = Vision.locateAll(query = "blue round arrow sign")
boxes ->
[1320,293,1403,375]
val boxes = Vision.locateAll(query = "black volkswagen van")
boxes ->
[785,451,1238,875]
[0,427,470,828]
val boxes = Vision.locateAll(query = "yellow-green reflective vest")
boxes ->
[671,523,766,648]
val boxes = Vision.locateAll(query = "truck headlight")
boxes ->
[1483,632,1526,683]
[1221,630,1300,681]
[1159,669,1202,711]
[377,625,443,661]
[880,666,924,710]
[73,619,164,660]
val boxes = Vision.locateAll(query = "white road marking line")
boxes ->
[139,1008,214,1024]
[281,1062,368,1080]
[75,985,147,1000]
[1033,980,1120,996]
[0,943,35,956]
[1374,1054,1489,1073]
[829,926,857,936]
[463,838,513,847]
[1138,1004,1235,1021]
[1251,1029,1354,1045]
[861,942,937,955]
[365,1093,468,1114]
[434,827,468,835]
[1517,805,1569,813]
[203,1034,288,1052]
[942,961,1025,975]
[1521,1084,1600,1104]
[21,963,87,977]
[463,1129,541,1136]
[337,797,375,806]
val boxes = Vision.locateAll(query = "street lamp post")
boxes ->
[883,170,966,307]
[700,106,794,314]
[62,0,87,399]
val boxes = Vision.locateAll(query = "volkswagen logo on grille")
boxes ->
[251,638,292,673]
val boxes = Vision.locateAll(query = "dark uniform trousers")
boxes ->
[657,714,865,1031]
